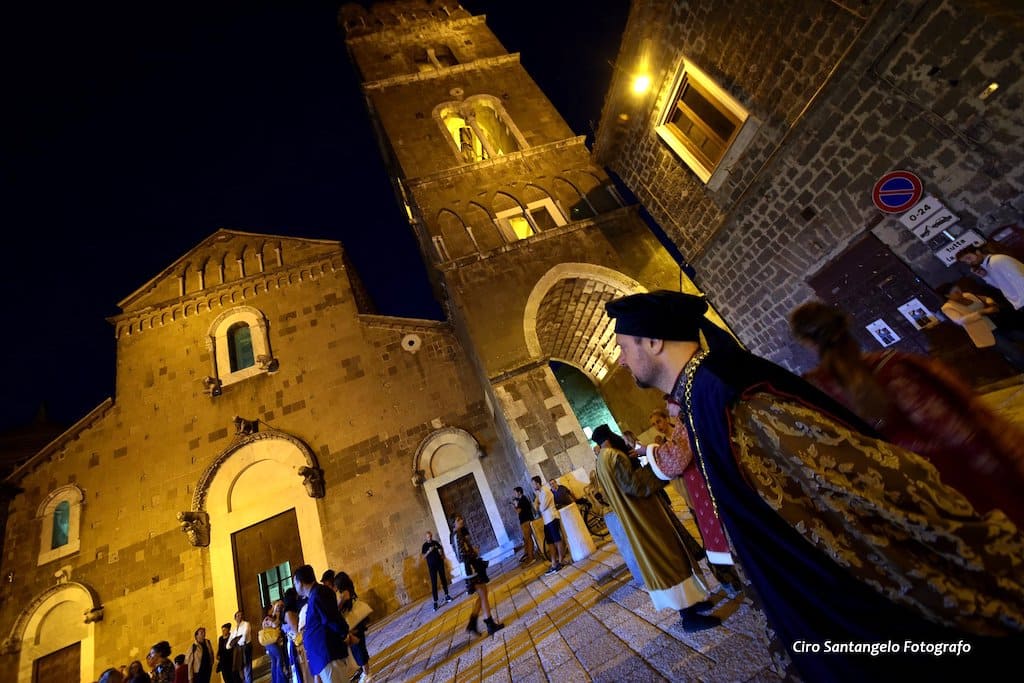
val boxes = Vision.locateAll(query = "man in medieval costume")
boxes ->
[591,423,720,632]
[605,290,1024,681]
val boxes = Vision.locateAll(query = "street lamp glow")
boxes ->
[631,74,651,95]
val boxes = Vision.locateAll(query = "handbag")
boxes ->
[346,597,373,626]
[258,626,281,646]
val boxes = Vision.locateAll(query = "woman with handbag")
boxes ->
[333,572,373,683]
[450,514,504,637]
[259,601,287,683]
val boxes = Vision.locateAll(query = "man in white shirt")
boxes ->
[957,246,1024,310]
[228,610,252,683]
[532,475,566,574]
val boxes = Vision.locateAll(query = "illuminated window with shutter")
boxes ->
[38,485,83,565]
[656,59,752,185]
[51,501,70,548]
[228,322,255,372]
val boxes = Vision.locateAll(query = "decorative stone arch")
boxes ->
[412,428,513,577]
[523,263,647,381]
[435,208,477,260]
[465,200,502,252]
[36,485,83,566]
[194,429,328,628]
[3,581,102,683]
[206,305,276,388]
[552,175,596,220]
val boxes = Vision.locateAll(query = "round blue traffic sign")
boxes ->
[872,170,923,214]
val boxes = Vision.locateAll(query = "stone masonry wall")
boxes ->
[599,0,1024,370]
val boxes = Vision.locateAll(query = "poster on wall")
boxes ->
[866,319,901,347]
[897,299,939,330]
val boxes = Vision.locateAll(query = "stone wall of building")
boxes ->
[596,0,1024,369]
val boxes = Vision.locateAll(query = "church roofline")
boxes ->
[116,228,342,311]
[3,398,114,485]
[342,8,482,43]
[358,314,449,332]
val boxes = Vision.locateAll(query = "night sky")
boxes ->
[1,1,630,432]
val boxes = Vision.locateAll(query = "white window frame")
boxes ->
[495,198,566,243]
[208,306,275,388]
[655,58,758,189]
[37,485,83,566]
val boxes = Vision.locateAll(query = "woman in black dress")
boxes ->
[450,514,504,636]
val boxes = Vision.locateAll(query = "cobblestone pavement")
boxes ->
[360,542,778,683]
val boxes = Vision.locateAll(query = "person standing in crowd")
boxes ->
[646,404,742,599]
[280,588,307,683]
[126,660,151,683]
[293,564,351,682]
[512,486,540,564]
[146,641,175,683]
[548,478,574,508]
[214,623,233,683]
[648,408,675,445]
[957,245,1024,315]
[185,627,215,683]
[938,282,1024,369]
[532,475,566,575]
[592,424,720,632]
[228,611,252,683]
[607,289,1024,681]
[791,301,1024,528]
[334,572,373,683]
[421,530,452,610]
[173,655,188,683]
[261,601,287,683]
[450,514,504,636]
[99,668,125,683]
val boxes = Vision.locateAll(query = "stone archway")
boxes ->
[2,581,101,683]
[413,428,513,577]
[198,430,328,627]
[523,263,647,382]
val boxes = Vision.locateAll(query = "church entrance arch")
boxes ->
[4,581,101,683]
[203,431,328,628]
[413,428,513,577]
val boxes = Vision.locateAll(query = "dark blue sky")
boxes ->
[1,0,629,432]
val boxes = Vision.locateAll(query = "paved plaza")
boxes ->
[358,542,777,683]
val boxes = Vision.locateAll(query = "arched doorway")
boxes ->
[200,431,328,629]
[4,581,101,683]
[413,428,513,577]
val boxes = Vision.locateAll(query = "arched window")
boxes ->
[207,306,276,391]
[434,96,528,165]
[228,323,255,372]
[38,486,83,565]
[51,500,70,549]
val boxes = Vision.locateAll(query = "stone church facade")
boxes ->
[0,2,696,680]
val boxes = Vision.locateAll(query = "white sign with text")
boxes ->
[934,229,985,265]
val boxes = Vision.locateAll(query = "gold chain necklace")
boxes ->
[681,350,723,522]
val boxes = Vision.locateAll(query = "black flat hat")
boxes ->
[605,290,709,341]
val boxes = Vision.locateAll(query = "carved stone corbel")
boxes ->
[177,510,210,547]
[298,466,325,498]
[84,605,104,624]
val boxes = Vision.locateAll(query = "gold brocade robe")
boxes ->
[595,446,706,610]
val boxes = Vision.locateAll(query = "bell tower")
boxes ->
[340,1,690,479]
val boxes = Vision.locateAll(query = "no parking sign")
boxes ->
[872,171,923,214]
